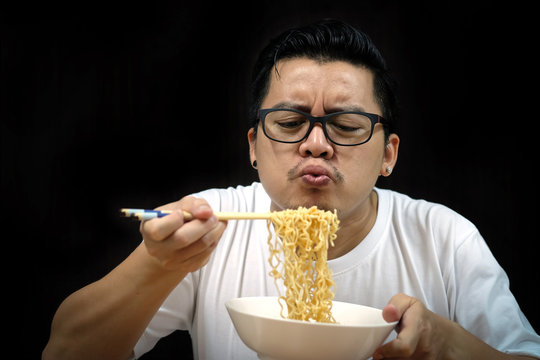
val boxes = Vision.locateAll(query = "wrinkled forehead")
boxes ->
[263,58,380,115]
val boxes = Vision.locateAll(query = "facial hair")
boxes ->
[286,160,345,183]
[281,160,345,212]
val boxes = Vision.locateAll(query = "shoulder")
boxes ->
[377,188,479,247]
[191,182,270,212]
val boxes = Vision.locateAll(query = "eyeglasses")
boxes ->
[258,108,386,146]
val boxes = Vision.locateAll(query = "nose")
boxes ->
[298,124,334,159]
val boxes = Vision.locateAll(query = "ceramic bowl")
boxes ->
[226,296,397,360]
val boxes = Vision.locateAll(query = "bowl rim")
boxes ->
[225,296,399,329]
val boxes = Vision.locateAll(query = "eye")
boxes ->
[269,111,308,130]
[333,123,361,132]
[327,114,371,136]
[277,119,306,129]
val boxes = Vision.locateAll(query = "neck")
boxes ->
[327,190,378,260]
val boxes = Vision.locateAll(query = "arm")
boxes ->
[372,293,538,360]
[42,197,227,360]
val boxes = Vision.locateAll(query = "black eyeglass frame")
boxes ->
[258,108,386,146]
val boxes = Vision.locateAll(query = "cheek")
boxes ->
[255,140,290,180]
[339,145,384,183]
[254,140,300,207]
[256,138,282,165]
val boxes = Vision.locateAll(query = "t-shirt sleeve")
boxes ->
[451,225,540,356]
[132,272,198,358]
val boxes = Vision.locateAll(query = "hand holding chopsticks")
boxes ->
[120,208,272,221]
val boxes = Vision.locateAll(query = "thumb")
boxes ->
[382,303,401,323]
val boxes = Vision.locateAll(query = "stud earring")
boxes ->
[386,166,392,175]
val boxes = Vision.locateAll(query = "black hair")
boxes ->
[249,20,398,138]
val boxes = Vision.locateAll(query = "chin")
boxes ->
[265,181,338,213]
[278,194,336,213]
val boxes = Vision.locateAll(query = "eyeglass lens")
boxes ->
[263,110,374,145]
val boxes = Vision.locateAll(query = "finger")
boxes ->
[145,215,219,260]
[179,197,215,220]
[141,209,186,242]
[382,303,400,323]
[182,220,226,256]
[161,220,227,271]
[374,295,423,359]
[171,215,219,249]
[374,332,420,359]
[141,196,214,241]
[190,203,214,220]
[382,293,421,329]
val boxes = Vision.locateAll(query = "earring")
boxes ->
[386,166,392,175]
[252,160,258,169]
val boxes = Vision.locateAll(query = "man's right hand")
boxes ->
[140,196,227,273]
[42,196,226,360]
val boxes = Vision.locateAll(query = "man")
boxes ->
[43,20,540,359]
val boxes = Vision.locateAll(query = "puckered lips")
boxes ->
[299,164,334,187]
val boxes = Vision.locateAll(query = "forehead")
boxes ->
[262,57,379,113]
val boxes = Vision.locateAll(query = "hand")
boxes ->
[372,293,453,359]
[140,196,227,273]
[371,294,534,360]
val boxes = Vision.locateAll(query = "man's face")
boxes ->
[248,57,398,220]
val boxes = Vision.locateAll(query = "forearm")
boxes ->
[376,295,538,360]
[43,244,187,360]
[448,319,538,360]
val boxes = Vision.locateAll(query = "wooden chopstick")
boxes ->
[120,208,272,221]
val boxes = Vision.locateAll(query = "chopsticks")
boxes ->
[120,208,272,221]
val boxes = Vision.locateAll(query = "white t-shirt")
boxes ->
[133,182,540,358]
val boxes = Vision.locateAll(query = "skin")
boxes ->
[43,57,537,360]
[249,58,536,359]
[42,199,227,360]
[249,58,399,260]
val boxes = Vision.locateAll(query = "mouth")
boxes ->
[299,165,333,186]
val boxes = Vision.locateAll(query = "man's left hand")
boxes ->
[372,293,537,360]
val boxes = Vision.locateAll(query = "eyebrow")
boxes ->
[269,101,310,112]
[269,102,367,113]
[326,105,367,113]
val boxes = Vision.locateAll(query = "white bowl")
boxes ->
[226,296,397,360]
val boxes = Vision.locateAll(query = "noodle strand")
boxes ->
[267,206,339,323]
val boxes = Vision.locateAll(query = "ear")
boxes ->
[247,128,257,166]
[381,134,400,176]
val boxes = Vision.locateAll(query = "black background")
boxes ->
[2,1,538,358]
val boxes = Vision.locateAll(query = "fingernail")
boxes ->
[207,215,218,225]
[202,235,214,246]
